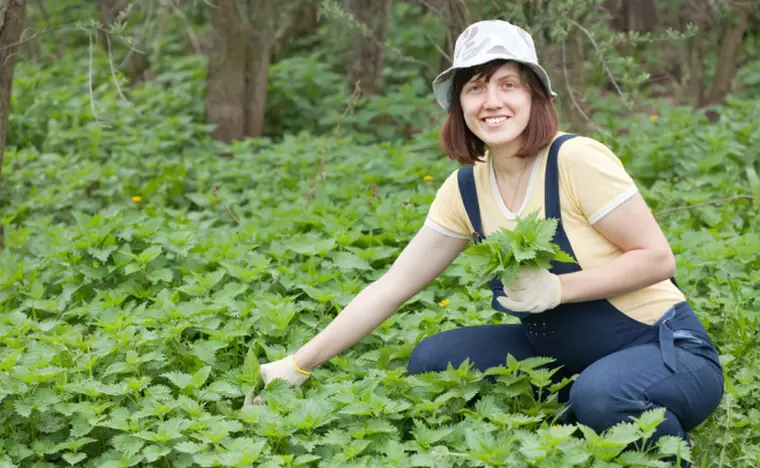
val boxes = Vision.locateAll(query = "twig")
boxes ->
[212,184,241,225]
[426,32,451,63]
[35,0,64,58]
[0,24,75,51]
[417,0,443,15]
[104,33,134,107]
[88,30,106,127]
[653,195,760,217]
[561,39,611,138]
[569,19,624,98]
[304,82,362,209]
[169,0,202,54]
[119,0,154,70]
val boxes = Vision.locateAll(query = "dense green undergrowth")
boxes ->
[2,32,760,468]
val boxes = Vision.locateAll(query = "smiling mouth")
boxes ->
[482,116,510,125]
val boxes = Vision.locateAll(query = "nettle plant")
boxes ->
[2,19,759,466]
[463,211,576,285]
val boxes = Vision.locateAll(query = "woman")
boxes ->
[247,19,724,457]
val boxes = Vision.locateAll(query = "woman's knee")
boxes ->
[407,334,447,375]
[568,372,648,431]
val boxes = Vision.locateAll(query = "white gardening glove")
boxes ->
[496,266,562,314]
[243,354,311,407]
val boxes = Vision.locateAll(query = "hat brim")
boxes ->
[432,55,557,111]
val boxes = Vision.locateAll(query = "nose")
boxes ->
[483,84,502,109]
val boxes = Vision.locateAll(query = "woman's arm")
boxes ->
[293,226,470,371]
[559,193,676,304]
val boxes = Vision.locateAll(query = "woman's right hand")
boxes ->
[243,226,468,407]
[243,354,310,406]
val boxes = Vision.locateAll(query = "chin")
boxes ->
[481,133,522,148]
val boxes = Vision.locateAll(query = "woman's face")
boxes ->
[459,61,532,150]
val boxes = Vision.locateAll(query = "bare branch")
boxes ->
[425,32,451,63]
[561,39,611,138]
[212,184,241,225]
[654,195,760,217]
[118,0,154,69]
[88,30,108,127]
[0,24,75,51]
[104,32,134,107]
[168,0,202,54]
[305,81,362,209]
[569,19,624,98]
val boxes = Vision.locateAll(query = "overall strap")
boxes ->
[544,134,578,221]
[457,165,485,243]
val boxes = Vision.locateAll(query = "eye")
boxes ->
[501,81,517,89]
[466,83,483,93]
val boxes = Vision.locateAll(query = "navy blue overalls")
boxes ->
[456,134,722,377]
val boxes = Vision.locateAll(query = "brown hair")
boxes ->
[439,59,559,164]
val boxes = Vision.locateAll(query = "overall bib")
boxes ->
[456,134,722,376]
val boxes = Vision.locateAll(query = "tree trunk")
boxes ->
[345,0,392,95]
[207,0,248,142]
[688,34,704,106]
[605,0,658,32]
[0,0,27,252]
[703,2,753,107]
[207,0,277,142]
[244,0,277,137]
[0,0,26,177]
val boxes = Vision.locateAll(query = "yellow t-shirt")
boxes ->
[424,134,685,325]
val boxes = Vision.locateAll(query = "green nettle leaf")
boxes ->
[192,366,212,388]
[62,452,87,465]
[147,268,174,283]
[111,434,146,457]
[142,444,171,462]
[657,436,693,463]
[174,441,206,454]
[331,251,372,271]
[163,371,194,390]
[240,348,261,387]
[463,210,576,284]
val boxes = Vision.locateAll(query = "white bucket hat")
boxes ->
[432,20,557,111]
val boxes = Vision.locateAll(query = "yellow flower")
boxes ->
[439,299,450,307]
[131,195,142,203]
[423,175,433,182]
[650,114,659,122]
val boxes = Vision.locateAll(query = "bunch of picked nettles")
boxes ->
[465,210,576,283]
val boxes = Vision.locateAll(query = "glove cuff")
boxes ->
[290,355,311,376]
[548,274,562,310]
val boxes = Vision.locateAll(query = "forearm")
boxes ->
[559,248,676,304]
[293,277,404,371]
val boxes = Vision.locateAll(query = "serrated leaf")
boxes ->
[657,435,692,463]
[332,251,371,271]
[147,268,174,283]
[62,452,87,465]
[163,371,193,390]
[138,246,162,264]
[142,444,171,462]
[192,366,212,388]
[174,441,205,454]
[111,434,145,456]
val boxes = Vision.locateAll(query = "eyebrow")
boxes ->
[468,72,521,84]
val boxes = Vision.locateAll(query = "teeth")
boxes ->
[484,116,508,124]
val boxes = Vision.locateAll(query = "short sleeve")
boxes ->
[424,170,471,239]
[559,137,639,224]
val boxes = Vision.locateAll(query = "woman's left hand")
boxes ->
[497,266,562,313]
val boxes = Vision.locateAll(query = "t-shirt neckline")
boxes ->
[488,147,545,221]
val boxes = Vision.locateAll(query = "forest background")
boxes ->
[0,0,759,467]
